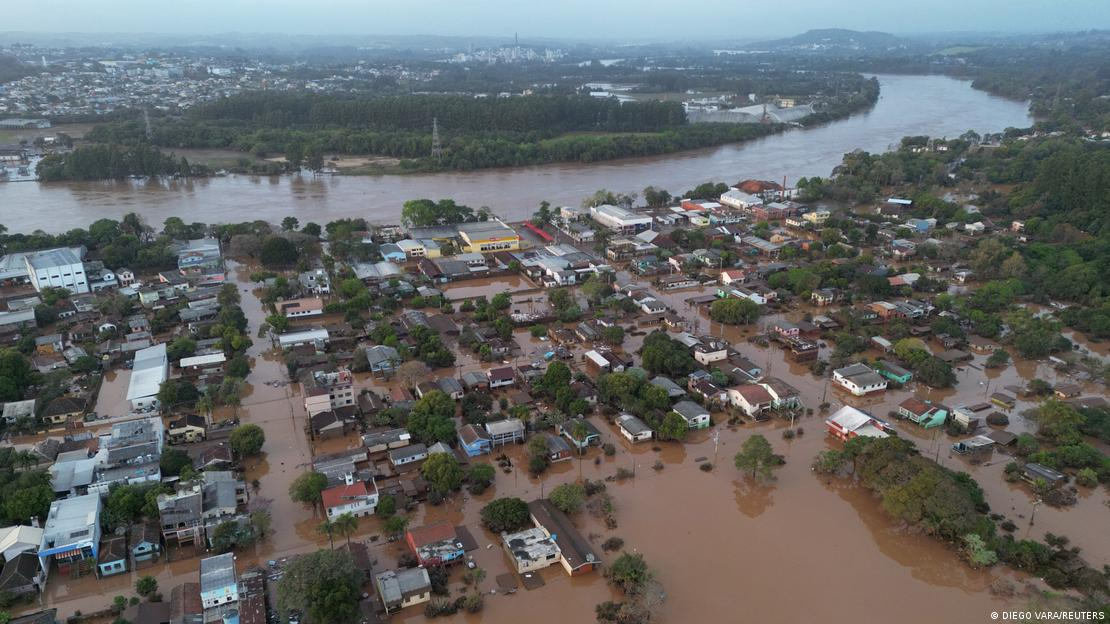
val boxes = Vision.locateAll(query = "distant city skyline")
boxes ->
[3,0,1108,41]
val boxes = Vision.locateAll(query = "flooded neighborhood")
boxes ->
[1,20,1108,624]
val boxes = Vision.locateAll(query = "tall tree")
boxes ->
[276,549,364,624]
[733,434,779,481]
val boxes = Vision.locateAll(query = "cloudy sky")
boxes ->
[4,0,1108,39]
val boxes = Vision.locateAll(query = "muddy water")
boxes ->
[26,276,1102,622]
[0,75,1032,233]
[93,369,132,419]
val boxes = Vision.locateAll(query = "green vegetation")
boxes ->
[733,435,781,481]
[479,497,530,533]
[276,549,365,624]
[135,576,158,597]
[229,424,266,456]
[0,448,56,526]
[549,483,586,514]
[709,297,761,325]
[37,143,202,181]
[81,92,802,172]
[421,452,463,495]
[407,390,457,445]
[819,435,1108,596]
[288,471,329,512]
[639,331,695,377]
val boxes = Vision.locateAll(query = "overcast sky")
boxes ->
[4,0,1108,40]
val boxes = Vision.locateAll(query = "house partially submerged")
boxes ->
[527,499,598,576]
[825,406,892,441]
[375,567,431,614]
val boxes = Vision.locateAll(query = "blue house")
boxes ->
[379,243,407,263]
[96,537,128,577]
[457,424,491,457]
[878,360,913,384]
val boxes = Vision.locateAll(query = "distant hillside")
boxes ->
[0,54,32,83]
[749,29,908,55]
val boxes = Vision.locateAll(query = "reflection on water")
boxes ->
[0,75,1032,233]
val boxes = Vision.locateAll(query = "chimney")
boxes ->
[31,516,40,528]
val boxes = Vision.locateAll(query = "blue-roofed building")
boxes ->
[380,243,407,263]
[457,424,492,457]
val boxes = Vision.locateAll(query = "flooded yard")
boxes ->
[22,264,1107,624]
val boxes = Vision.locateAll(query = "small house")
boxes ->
[671,401,710,430]
[376,567,431,614]
[406,524,464,567]
[389,444,429,467]
[825,406,891,441]
[96,536,128,577]
[1021,463,1066,489]
[485,419,526,446]
[457,424,492,457]
[129,521,161,565]
[557,418,601,450]
[487,367,515,389]
[544,433,574,462]
[877,360,913,384]
[616,414,653,443]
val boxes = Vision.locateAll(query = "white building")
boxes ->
[278,328,330,349]
[200,553,239,611]
[24,247,89,294]
[38,494,102,580]
[616,414,653,443]
[832,363,888,396]
[719,189,762,210]
[589,204,653,233]
[502,527,561,573]
[322,479,379,518]
[127,343,168,411]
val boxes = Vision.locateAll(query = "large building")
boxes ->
[127,343,169,411]
[589,204,653,234]
[176,238,222,271]
[302,368,354,417]
[457,220,521,253]
[38,494,102,580]
[23,247,89,294]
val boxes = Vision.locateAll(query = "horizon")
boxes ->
[2,0,1108,41]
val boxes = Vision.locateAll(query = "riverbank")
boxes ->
[0,74,1032,233]
[35,79,879,181]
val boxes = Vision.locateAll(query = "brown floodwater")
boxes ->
[0,75,1032,233]
[25,264,1108,621]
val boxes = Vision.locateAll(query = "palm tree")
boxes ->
[196,391,214,425]
[332,512,358,548]
[316,519,336,549]
[16,450,38,471]
[571,419,589,478]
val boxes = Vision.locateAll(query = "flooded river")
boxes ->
[0,75,1032,233]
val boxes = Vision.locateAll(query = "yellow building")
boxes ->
[457,220,521,253]
[803,209,831,225]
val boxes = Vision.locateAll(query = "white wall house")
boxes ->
[24,247,89,294]
[322,480,378,518]
[127,343,168,412]
[832,363,888,396]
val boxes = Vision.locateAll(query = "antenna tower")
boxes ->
[431,117,443,158]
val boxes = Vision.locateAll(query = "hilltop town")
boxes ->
[0,143,1108,624]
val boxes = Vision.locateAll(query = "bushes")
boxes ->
[549,483,586,514]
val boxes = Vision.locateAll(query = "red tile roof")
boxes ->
[321,481,370,510]
[406,523,456,548]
